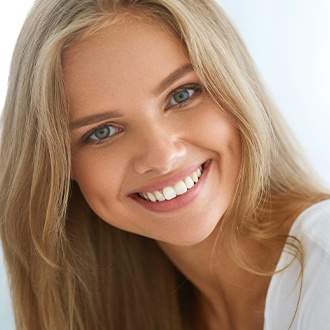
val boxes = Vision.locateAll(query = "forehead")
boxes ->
[63,11,184,71]
[63,17,190,118]
[64,14,186,68]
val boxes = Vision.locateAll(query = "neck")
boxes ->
[157,199,308,329]
[158,230,271,329]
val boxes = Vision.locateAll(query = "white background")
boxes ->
[1,1,329,328]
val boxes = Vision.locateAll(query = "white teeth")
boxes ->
[154,190,166,202]
[173,181,188,195]
[191,172,198,183]
[139,193,150,200]
[163,187,177,200]
[184,176,195,189]
[138,165,204,202]
[147,192,157,202]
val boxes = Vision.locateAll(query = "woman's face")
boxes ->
[65,18,241,246]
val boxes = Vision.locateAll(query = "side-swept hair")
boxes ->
[1,0,328,329]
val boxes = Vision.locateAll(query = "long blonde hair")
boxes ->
[0,0,328,329]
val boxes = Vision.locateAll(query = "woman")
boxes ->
[1,0,329,329]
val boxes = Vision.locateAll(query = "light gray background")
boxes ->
[1,1,329,328]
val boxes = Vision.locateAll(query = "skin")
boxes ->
[65,17,297,329]
[65,19,241,247]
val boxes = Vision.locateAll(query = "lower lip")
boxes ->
[129,161,211,213]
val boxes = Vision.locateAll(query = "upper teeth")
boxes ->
[139,166,203,202]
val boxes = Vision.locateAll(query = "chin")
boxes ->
[158,217,222,247]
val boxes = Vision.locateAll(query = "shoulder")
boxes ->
[265,200,330,330]
[293,199,330,256]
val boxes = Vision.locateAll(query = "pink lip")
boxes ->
[129,160,211,213]
[130,162,207,194]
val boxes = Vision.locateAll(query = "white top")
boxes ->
[1,201,330,330]
[264,199,330,329]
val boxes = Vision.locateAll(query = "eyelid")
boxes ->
[165,83,202,110]
[82,122,122,144]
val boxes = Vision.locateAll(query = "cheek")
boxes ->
[196,107,242,181]
[70,148,142,234]
[191,105,241,156]
[71,149,126,206]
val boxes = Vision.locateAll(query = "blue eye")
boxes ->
[167,84,202,109]
[169,88,196,106]
[88,125,120,141]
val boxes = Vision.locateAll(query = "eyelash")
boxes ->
[83,83,203,145]
[166,83,202,110]
[83,124,122,145]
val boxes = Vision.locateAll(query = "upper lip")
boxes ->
[129,161,206,195]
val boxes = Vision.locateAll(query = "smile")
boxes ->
[138,166,203,202]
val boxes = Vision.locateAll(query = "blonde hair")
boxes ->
[0,0,328,329]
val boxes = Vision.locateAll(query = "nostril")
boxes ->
[132,139,186,175]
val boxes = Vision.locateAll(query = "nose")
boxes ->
[132,124,186,175]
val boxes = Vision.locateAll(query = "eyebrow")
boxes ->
[70,111,123,130]
[152,63,194,95]
[69,63,194,130]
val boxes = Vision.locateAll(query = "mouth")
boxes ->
[135,161,209,203]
